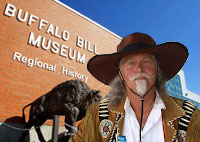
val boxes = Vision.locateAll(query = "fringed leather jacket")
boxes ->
[69,93,200,142]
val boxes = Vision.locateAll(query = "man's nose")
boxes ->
[135,62,143,73]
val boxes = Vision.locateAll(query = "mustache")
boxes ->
[129,73,151,81]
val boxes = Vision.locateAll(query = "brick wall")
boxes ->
[0,0,121,122]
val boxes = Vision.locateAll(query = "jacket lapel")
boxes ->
[161,94,185,142]
[107,96,126,142]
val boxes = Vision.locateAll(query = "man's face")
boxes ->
[120,53,157,97]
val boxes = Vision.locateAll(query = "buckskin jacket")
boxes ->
[69,93,200,142]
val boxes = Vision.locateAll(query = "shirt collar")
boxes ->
[124,90,166,111]
[154,90,166,110]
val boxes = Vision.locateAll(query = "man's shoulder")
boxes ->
[167,95,199,111]
[166,95,200,129]
[166,95,200,121]
[167,95,185,106]
[88,102,100,112]
[170,96,185,106]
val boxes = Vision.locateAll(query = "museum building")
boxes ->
[0,0,120,141]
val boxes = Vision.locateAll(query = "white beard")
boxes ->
[135,80,147,97]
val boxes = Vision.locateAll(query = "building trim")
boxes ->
[178,70,200,103]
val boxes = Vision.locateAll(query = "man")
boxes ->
[69,33,200,142]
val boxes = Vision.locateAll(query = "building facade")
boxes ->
[166,70,200,109]
[0,0,121,141]
[0,0,121,121]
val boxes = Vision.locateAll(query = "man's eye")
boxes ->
[128,61,136,65]
[143,59,151,63]
[144,60,149,63]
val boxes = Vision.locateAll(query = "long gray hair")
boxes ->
[106,69,167,106]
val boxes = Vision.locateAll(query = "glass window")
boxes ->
[165,74,200,110]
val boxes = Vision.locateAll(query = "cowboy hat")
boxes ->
[87,32,188,85]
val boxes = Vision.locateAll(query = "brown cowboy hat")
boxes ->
[87,32,188,85]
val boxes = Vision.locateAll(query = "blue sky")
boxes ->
[59,0,200,95]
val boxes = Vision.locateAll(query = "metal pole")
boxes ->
[52,115,60,142]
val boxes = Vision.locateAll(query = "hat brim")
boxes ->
[87,42,188,85]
